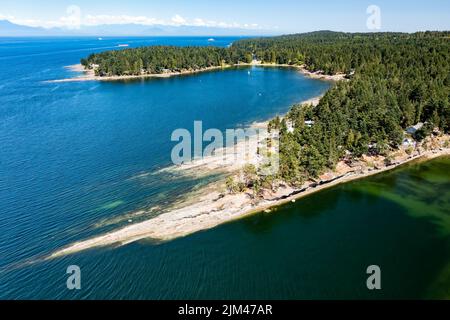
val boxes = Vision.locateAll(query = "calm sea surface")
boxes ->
[0,37,448,299]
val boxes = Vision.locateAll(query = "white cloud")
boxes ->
[0,15,54,28]
[171,14,186,25]
[189,17,260,29]
[0,12,80,29]
[83,14,164,26]
[62,5,82,30]
[192,18,207,27]
[1,9,263,30]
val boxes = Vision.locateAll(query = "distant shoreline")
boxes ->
[49,149,450,259]
[47,62,347,83]
[49,64,231,83]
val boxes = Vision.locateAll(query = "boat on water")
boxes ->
[118,44,129,47]
[208,38,215,42]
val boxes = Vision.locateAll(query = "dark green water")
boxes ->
[3,157,449,299]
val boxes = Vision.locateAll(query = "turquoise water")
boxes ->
[0,37,333,298]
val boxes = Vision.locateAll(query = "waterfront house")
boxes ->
[406,122,424,135]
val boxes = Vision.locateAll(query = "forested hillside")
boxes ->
[258,31,450,184]
[81,31,450,186]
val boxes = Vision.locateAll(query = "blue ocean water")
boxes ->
[3,37,448,300]
[0,37,333,298]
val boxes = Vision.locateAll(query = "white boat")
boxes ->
[118,44,129,47]
[207,38,215,42]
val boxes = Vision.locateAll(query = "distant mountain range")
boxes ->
[0,20,275,37]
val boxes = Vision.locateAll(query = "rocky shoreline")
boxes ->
[47,125,449,259]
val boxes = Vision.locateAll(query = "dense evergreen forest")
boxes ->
[82,31,450,187]
[81,46,249,76]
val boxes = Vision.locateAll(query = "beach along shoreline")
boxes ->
[47,62,346,83]
[46,85,450,259]
[49,64,232,83]
[48,148,449,259]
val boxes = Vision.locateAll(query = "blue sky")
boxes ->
[0,0,449,33]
